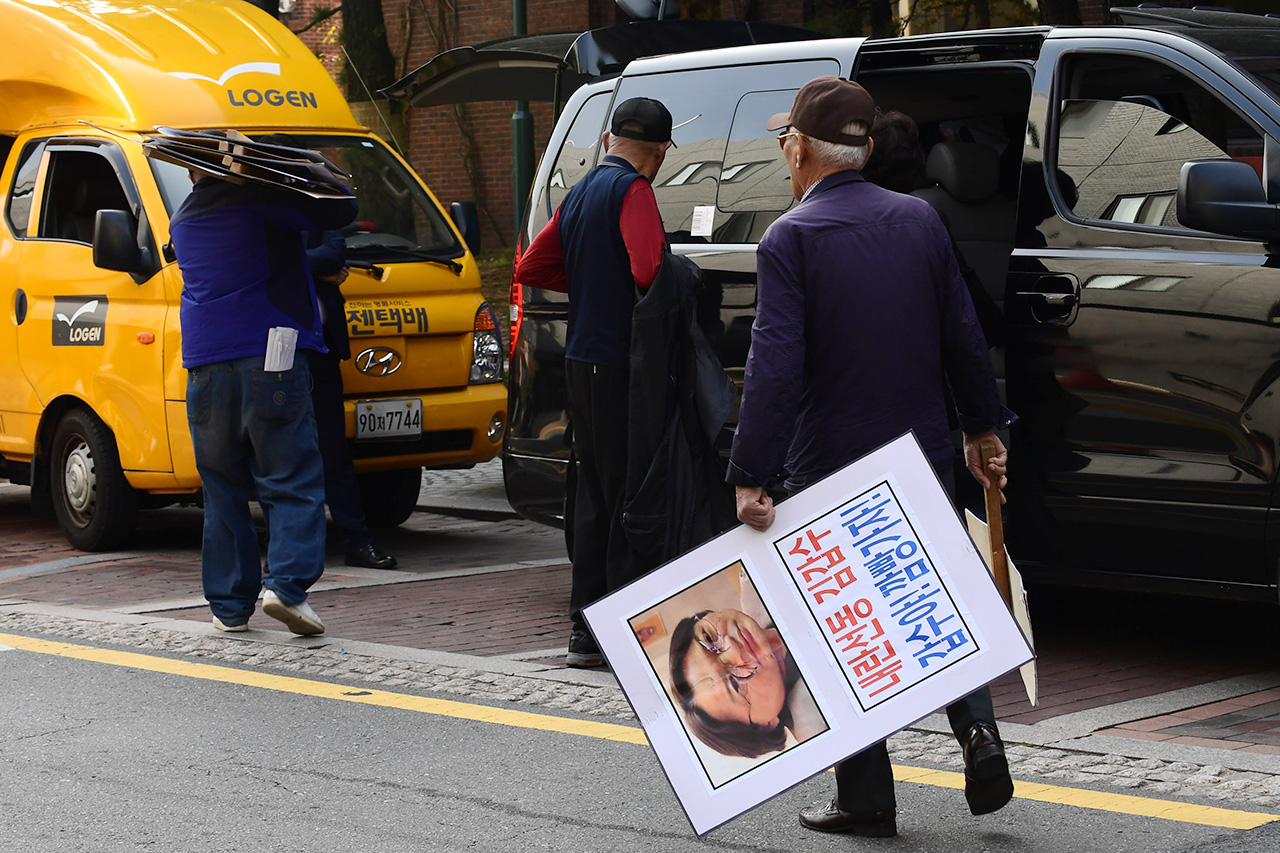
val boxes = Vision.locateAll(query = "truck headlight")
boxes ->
[470,303,505,384]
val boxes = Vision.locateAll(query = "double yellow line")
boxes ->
[3,631,1273,831]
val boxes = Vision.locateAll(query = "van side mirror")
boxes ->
[93,209,157,283]
[1178,159,1280,241]
[450,200,481,256]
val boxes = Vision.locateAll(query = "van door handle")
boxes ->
[1016,292,1077,308]
[1013,274,1079,324]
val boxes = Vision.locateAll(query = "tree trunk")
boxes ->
[243,0,277,19]
[1039,0,1082,25]
[341,0,396,102]
[973,0,991,28]
[867,0,894,37]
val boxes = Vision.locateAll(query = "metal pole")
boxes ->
[512,0,534,244]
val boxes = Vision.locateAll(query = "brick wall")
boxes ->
[283,0,1102,251]
[281,0,814,252]
[1078,0,1106,25]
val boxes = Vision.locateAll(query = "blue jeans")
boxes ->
[187,355,326,624]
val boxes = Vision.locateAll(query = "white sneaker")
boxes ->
[261,589,325,635]
[212,615,248,633]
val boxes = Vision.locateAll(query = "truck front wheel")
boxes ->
[49,408,139,551]
[357,466,422,528]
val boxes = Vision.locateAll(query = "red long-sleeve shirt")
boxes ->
[517,178,666,292]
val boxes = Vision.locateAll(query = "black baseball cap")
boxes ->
[610,97,676,146]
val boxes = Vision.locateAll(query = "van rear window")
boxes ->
[614,58,838,244]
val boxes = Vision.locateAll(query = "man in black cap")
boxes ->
[517,97,675,667]
[728,76,1017,836]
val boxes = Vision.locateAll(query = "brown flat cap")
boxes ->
[766,76,876,146]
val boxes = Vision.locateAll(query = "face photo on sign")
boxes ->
[629,562,829,788]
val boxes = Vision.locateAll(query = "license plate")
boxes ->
[355,398,422,440]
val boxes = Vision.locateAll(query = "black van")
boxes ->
[393,8,1280,601]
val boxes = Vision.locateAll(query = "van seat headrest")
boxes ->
[925,142,1000,204]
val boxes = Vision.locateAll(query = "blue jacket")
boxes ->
[171,177,357,369]
[729,170,1013,489]
[557,155,645,369]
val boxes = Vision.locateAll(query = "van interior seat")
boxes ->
[910,142,1016,309]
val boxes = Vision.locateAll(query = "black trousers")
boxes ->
[833,462,1000,813]
[565,359,634,630]
[308,350,373,553]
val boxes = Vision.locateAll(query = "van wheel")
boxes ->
[49,408,139,551]
[357,466,422,528]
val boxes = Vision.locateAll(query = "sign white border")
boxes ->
[584,432,1033,835]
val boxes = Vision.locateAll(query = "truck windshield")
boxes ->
[149,133,463,260]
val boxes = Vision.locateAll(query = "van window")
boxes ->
[1053,54,1264,232]
[720,90,798,214]
[614,59,838,242]
[6,140,46,239]
[713,89,802,242]
[547,92,610,214]
[38,149,131,244]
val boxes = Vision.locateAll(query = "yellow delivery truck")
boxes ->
[0,0,506,550]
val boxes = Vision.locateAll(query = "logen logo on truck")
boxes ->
[167,62,319,110]
[52,297,107,347]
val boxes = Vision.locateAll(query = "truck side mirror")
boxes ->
[450,200,481,257]
[1178,159,1280,242]
[93,209,157,283]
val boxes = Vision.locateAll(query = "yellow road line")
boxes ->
[4,631,1275,830]
[0,632,647,745]
[893,766,1275,830]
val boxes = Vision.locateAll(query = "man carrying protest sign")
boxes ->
[726,77,1017,837]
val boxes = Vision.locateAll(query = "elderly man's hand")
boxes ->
[963,429,1008,505]
[736,485,775,532]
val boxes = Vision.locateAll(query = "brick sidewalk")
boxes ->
[152,562,574,655]
[5,481,1280,754]
[1099,689,1280,756]
[6,550,1280,750]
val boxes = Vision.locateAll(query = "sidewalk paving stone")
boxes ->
[6,464,1280,789]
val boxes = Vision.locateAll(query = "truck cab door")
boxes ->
[0,138,41,462]
[14,138,171,474]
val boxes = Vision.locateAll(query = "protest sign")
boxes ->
[583,432,1034,835]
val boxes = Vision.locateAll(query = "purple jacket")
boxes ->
[728,170,1013,489]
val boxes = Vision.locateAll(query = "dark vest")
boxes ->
[557,155,645,369]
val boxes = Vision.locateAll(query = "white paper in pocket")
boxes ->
[264,326,298,372]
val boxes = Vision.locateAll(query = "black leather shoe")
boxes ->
[798,800,896,837]
[345,544,398,570]
[962,721,1014,815]
[566,628,605,668]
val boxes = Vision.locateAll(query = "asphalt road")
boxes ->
[0,639,1258,853]
[4,461,1280,850]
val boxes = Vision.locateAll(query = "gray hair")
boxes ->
[806,120,870,169]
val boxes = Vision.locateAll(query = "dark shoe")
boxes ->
[345,543,398,570]
[566,628,604,668]
[798,800,897,837]
[962,721,1014,815]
